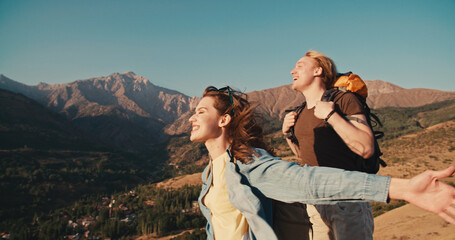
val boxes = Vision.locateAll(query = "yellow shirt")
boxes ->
[203,152,249,240]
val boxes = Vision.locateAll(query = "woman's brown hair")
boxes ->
[202,86,275,163]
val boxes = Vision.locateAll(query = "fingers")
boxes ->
[439,192,455,226]
[282,112,297,134]
[285,112,297,119]
[438,211,455,226]
[284,112,297,125]
[446,205,455,216]
[433,166,455,179]
[314,101,335,119]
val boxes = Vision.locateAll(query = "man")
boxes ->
[280,50,375,240]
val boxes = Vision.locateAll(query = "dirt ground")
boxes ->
[374,204,455,240]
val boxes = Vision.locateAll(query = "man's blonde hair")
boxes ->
[305,50,337,88]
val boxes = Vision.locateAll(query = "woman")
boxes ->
[189,86,455,240]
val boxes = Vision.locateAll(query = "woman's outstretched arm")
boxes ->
[242,149,455,225]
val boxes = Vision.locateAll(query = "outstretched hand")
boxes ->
[391,166,455,225]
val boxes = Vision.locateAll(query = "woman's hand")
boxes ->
[389,166,455,225]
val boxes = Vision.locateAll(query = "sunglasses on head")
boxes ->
[210,86,235,114]
[218,86,234,105]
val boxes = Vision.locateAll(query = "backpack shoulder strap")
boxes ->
[321,88,338,102]
[285,100,306,115]
[284,100,306,145]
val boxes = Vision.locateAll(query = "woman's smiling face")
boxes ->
[189,96,224,143]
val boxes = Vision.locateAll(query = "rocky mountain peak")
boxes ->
[365,80,404,96]
[37,82,49,87]
[102,72,150,86]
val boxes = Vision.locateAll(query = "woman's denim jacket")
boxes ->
[198,148,390,240]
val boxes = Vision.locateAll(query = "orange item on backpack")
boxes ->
[334,73,368,98]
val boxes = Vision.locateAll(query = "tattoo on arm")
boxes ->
[346,116,368,126]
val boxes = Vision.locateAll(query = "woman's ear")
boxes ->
[219,114,232,127]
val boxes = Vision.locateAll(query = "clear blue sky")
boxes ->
[1,0,454,97]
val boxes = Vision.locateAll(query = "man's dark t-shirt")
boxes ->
[294,91,364,171]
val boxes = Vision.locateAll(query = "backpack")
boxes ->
[285,72,387,174]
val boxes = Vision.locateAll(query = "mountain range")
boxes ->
[1,72,455,148]
[0,72,199,152]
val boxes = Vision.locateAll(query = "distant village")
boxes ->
[63,190,199,240]
[1,190,201,240]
